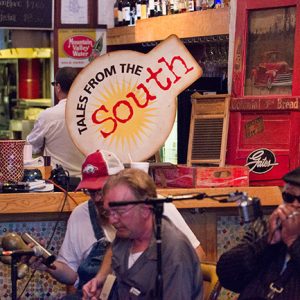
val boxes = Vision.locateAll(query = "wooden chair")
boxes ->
[201,262,222,300]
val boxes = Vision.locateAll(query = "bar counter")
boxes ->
[0,186,282,299]
[0,186,282,214]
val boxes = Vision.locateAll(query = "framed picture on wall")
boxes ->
[60,0,89,25]
[57,0,104,28]
[232,0,300,97]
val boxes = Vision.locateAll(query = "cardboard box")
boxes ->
[195,166,249,188]
[153,165,196,188]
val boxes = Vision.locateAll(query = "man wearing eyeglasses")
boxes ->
[216,167,300,300]
[28,150,204,299]
[83,168,203,299]
[27,67,84,177]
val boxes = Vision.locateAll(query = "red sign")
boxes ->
[63,35,94,59]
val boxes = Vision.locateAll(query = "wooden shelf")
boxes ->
[107,8,230,46]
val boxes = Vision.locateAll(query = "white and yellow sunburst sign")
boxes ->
[66,35,202,163]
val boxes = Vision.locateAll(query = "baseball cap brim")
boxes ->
[75,175,108,191]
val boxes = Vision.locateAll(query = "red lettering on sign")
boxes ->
[127,83,156,108]
[91,105,117,138]
[113,100,133,123]
[159,55,194,83]
[90,54,194,139]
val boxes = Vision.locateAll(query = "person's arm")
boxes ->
[28,257,77,285]
[26,114,47,154]
[195,244,206,261]
[82,246,113,300]
[216,235,270,293]
[27,204,86,285]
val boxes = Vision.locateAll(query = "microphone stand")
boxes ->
[4,251,35,300]
[153,202,164,300]
[11,255,18,300]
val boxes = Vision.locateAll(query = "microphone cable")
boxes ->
[47,178,79,206]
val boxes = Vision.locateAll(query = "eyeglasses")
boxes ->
[282,191,300,203]
[104,205,136,218]
[51,81,58,86]
[83,189,102,197]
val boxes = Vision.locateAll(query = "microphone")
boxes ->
[0,248,41,257]
[237,194,263,223]
[21,233,56,267]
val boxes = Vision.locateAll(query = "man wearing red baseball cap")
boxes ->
[29,150,204,299]
[28,150,122,299]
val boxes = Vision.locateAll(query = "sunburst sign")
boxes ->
[66,35,202,163]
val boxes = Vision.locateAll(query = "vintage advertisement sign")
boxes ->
[231,97,300,111]
[66,35,202,162]
[58,28,106,68]
[245,148,279,174]
[245,117,264,138]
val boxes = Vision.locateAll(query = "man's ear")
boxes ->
[56,83,62,93]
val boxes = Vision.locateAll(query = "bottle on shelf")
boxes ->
[154,0,162,16]
[141,0,148,19]
[173,0,179,13]
[161,0,168,15]
[136,0,142,20]
[129,0,137,26]
[188,0,195,11]
[148,0,155,17]
[194,0,201,10]
[215,0,224,8]
[178,0,187,13]
[114,0,119,27]
[169,0,174,14]
[201,0,208,10]
[118,0,123,26]
[207,0,215,9]
[122,0,131,25]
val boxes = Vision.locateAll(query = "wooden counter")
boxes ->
[0,186,281,215]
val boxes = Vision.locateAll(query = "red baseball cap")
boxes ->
[76,150,124,191]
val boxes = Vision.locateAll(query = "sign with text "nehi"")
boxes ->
[66,35,202,163]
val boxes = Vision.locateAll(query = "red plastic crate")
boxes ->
[195,166,249,188]
[153,165,196,188]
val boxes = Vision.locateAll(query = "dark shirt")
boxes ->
[217,233,300,300]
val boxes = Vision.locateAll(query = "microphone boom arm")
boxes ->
[108,191,244,207]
